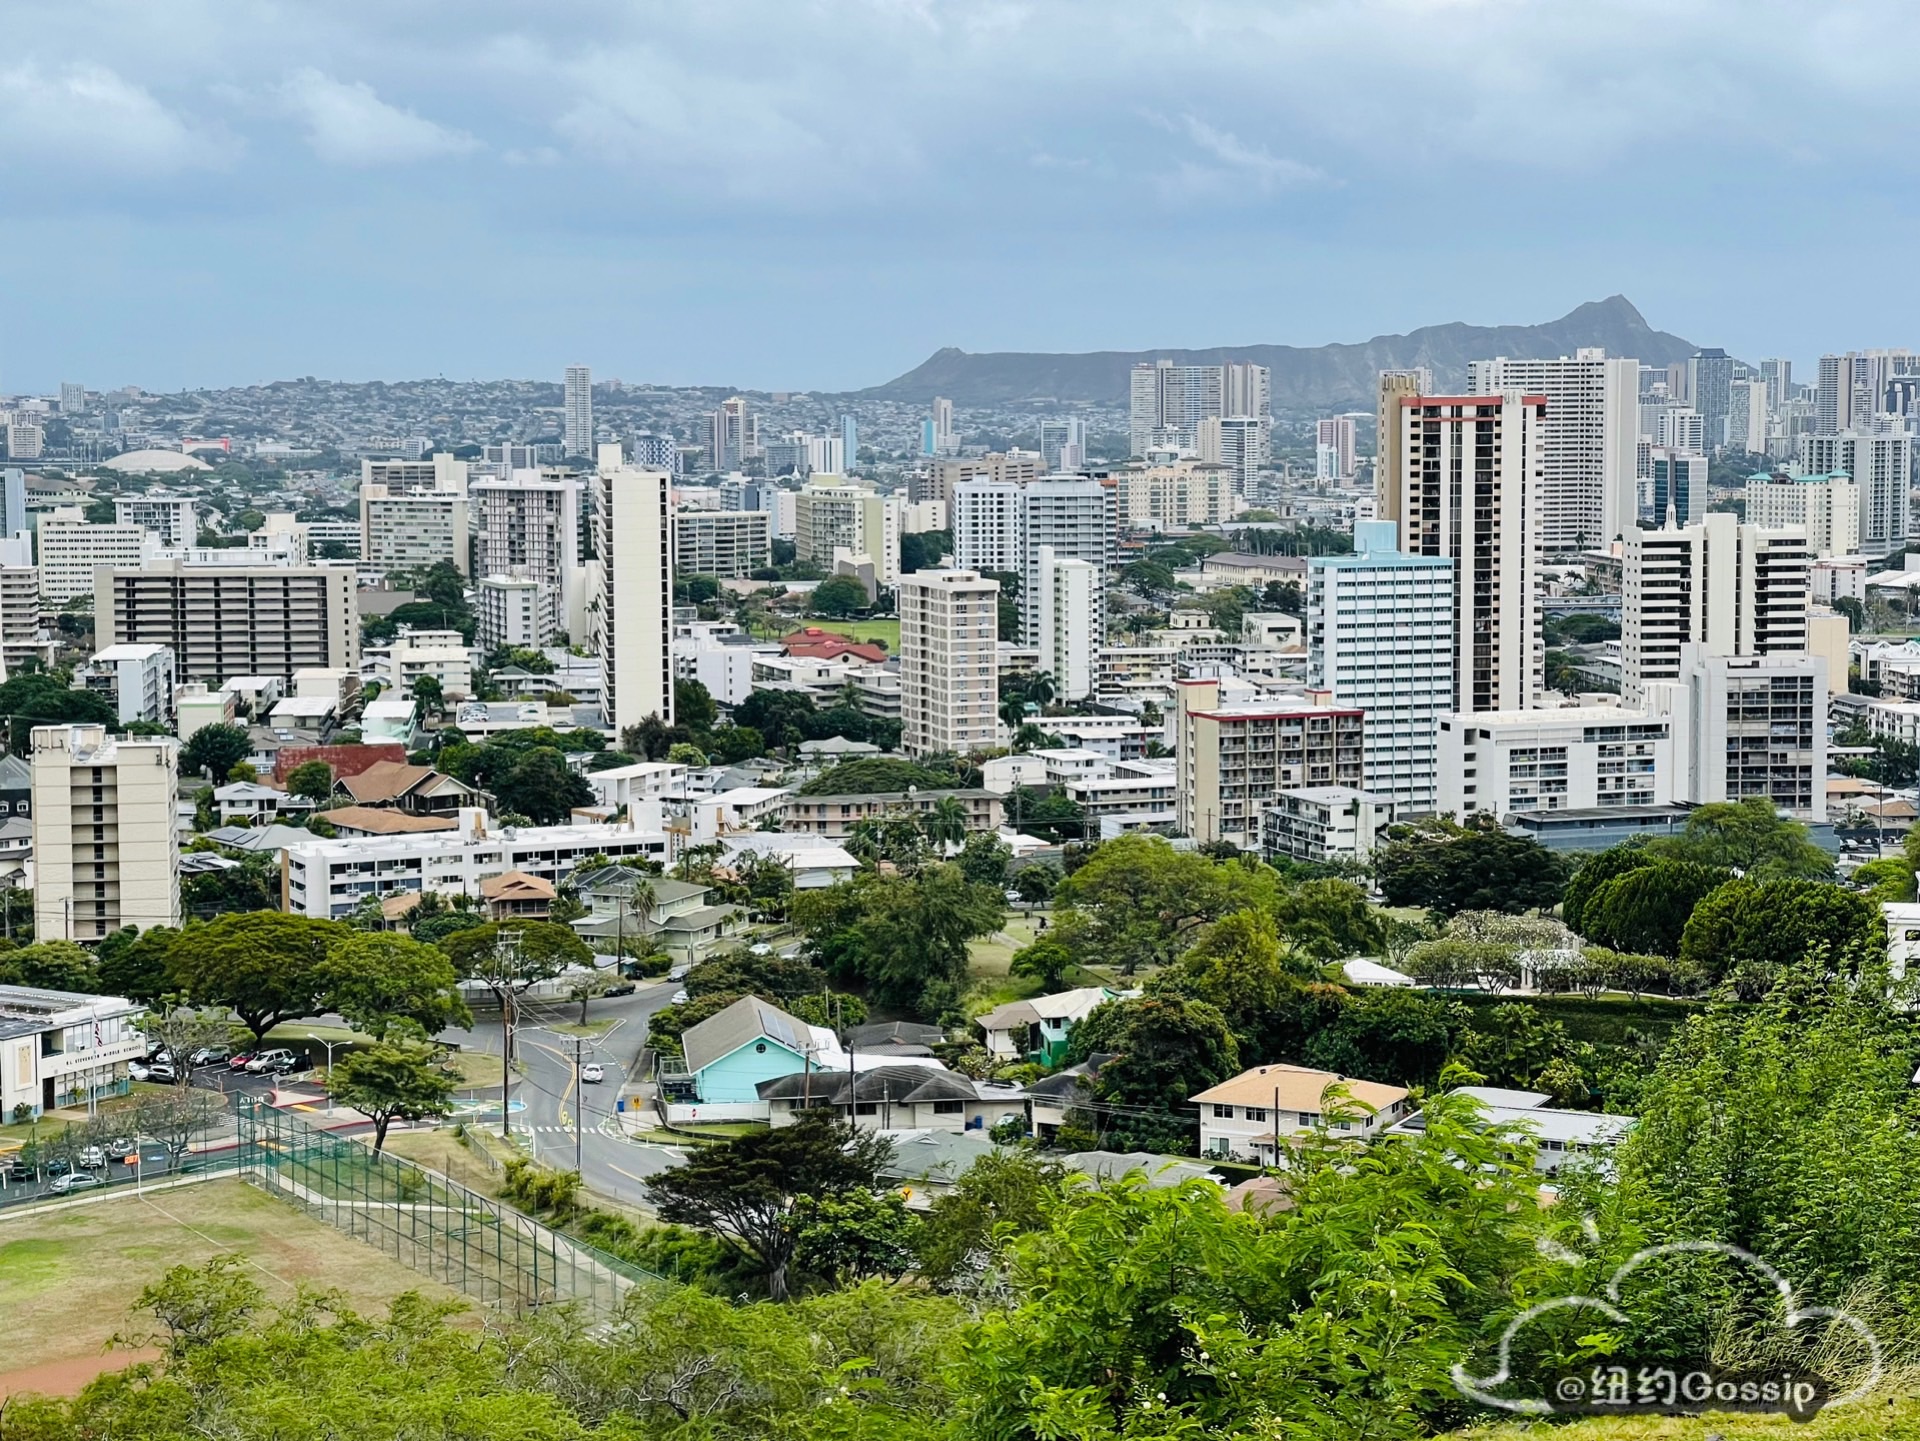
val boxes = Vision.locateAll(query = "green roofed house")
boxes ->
[975,986,1116,1066]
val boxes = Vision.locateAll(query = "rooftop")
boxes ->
[1191,1063,1409,1114]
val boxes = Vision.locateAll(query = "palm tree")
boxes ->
[920,795,969,852]
[999,694,1030,733]
[1025,671,1057,714]
[1013,723,1051,754]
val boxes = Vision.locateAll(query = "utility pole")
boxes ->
[574,1034,584,1175]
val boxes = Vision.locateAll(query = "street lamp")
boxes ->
[307,1033,341,1118]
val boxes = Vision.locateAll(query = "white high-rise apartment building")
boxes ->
[59,382,85,413]
[1199,416,1269,494]
[114,493,198,548]
[951,481,1023,575]
[477,574,545,651]
[1645,646,1827,821]
[1314,417,1357,479]
[1222,362,1270,422]
[1307,520,1455,813]
[360,454,470,577]
[1655,407,1706,452]
[1437,709,1673,820]
[1620,513,1811,704]
[593,444,675,736]
[794,478,899,583]
[79,644,176,726]
[1037,418,1088,472]
[1816,351,1920,435]
[952,478,1115,652]
[32,724,180,943]
[710,397,759,472]
[898,570,999,757]
[932,398,956,454]
[1395,392,1546,714]
[1798,431,1912,557]
[471,470,584,642]
[1036,547,1098,702]
[1728,378,1769,455]
[1746,470,1859,559]
[95,560,359,685]
[564,365,594,456]
[673,510,771,578]
[1468,350,1639,551]
[37,509,166,604]
[1130,360,1270,456]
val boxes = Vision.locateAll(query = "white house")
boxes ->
[0,985,147,1118]
[1191,1064,1412,1162]
[1387,1086,1635,1177]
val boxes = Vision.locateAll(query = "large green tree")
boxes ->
[794,864,1003,1019]
[492,746,592,824]
[0,672,116,750]
[329,1039,457,1152]
[1650,796,1834,880]
[1678,877,1882,994]
[1577,858,1728,957]
[324,931,471,1039]
[166,913,347,1043]
[1082,994,1241,1119]
[1373,814,1567,916]
[1052,834,1273,975]
[179,723,254,783]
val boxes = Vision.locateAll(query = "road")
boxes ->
[0,1139,181,1205]
[443,980,689,1210]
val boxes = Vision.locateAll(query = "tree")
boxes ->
[797,757,957,796]
[810,575,871,618]
[1373,814,1567,916]
[324,931,471,1039]
[919,795,968,850]
[665,741,709,767]
[1088,995,1240,1119]
[1300,986,1462,1089]
[1009,934,1076,991]
[166,913,346,1043]
[684,946,824,1002]
[915,1148,1067,1291]
[97,926,179,1003]
[791,1188,922,1287]
[128,1085,228,1162]
[410,675,444,712]
[136,999,237,1082]
[1678,877,1882,993]
[0,940,98,991]
[439,921,592,1129]
[674,678,718,734]
[1560,844,1655,935]
[1577,858,1727,956]
[708,724,766,764]
[1271,877,1387,960]
[795,864,1004,1018]
[329,1040,457,1152]
[0,672,116,750]
[492,746,592,825]
[284,760,335,805]
[1052,834,1272,974]
[179,723,252,783]
[1651,796,1834,880]
[645,1109,893,1300]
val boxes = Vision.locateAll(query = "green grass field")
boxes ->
[0,1179,460,1378]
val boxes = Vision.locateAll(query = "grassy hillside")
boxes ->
[1465,1395,1920,1439]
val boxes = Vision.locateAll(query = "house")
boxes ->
[718,832,859,889]
[667,995,845,1113]
[758,1064,1028,1135]
[0,985,147,1118]
[1058,1150,1221,1191]
[201,822,315,856]
[335,760,485,815]
[1386,1086,1635,1177]
[0,754,30,820]
[780,627,889,664]
[780,788,1005,840]
[799,736,881,763]
[848,1020,945,1058]
[1191,1064,1413,1161]
[215,780,295,825]
[975,986,1115,1065]
[320,805,458,838]
[877,1129,1001,1203]
[480,869,554,920]
[1026,1053,1113,1142]
[567,869,742,950]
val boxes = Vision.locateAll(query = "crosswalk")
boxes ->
[531,1125,577,1135]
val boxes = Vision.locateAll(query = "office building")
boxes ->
[794,478,899,583]
[58,382,85,413]
[1395,392,1547,713]
[6,424,42,460]
[1374,369,1427,528]
[76,644,176,726]
[1620,512,1810,704]
[1437,708,1673,819]
[360,453,470,577]
[1645,647,1826,821]
[114,493,198,548]
[1728,378,1769,455]
[1645,448,1709,527]
[1117,459,1235,528]
[1468,350,1640,550]
[471,469,585,642]
[1174,677,1365,849]
[1035,546,1097,702]
[898,570,999,757]
[593,445,676,736]
[96,560,358,685]
[563,365,593,456]
[1798,431,1912,557]
[1307,520,1454,813]
[1745,470,1859,559]
[476,574,544,651]
[1315,417,1358,480]
[37,509,166,604]
[709,397,759,472]
[1038,417,1088,472]
[1688,348,1733,450]
[31,724,180,943]
[674,509,771,578]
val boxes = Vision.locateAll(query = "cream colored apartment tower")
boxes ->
[898,570,1000,757]
[31,725,180,942]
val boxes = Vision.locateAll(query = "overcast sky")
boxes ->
[5,0,1913,393]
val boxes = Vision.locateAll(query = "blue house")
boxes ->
[675,995,842,1106]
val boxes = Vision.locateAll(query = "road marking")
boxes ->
[604,1161,658,1188]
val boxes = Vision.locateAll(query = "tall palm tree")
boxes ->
[921,795,969,851]
[1025,671,1057,714]
[999,693,1030,733]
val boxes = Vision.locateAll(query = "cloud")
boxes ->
[1176,114,1325,187]
[0,62,234,173]
[276,69,479,166]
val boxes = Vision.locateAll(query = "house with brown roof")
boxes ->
[1191,1064,1412,1162]
[779,627,888,664]
[322,805,458,838]
[332,759,485,815]
[479,870,554,920]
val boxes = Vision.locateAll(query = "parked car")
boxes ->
[245,1048,300,1075]
[601,981,636,998]
[748,942,773,956]
[670,989,689,1005]
[77,1145,106,1169]
[1004,889,1024,905]
[106,1137,136,1160]
[128,1060,152,1082]
[189,1045,232,1067]
[44,1156,70,1177]
[228,1051,257,1072]
[145,1061,177,1084]
[3,1157,31,1183]
[48,1172,103,1195]
[580,1063,605,1083]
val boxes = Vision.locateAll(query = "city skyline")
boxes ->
[4,1,1918,392]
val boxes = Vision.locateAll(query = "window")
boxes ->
[1212,1104,1233,1118]
[1243,1107,1267,1123]
[1297,1111,1320,1127]
[854,1102,878,1116]
[931,1100,964,1115]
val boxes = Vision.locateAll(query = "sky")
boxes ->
[6,0,1918,394]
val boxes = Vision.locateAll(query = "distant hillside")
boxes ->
[859,295,1697,412]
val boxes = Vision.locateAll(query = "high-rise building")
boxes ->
[951,481,1023,576]
[709,397,758,472]
[563,365,593,457]
[794,478,900,583]
[1129,360,1263,456]
[924,450,1044,510]
[6,424,43,460]
[1437,708,1673,820]
[37,509,166,604]
[1645,646,1827,821]
[1687,348,1733,451]
[1038,417,1089,472]
[1,468,25,539]
[360,454,470,577]
[1395,392,1546,714]
[1307,520,1454,813]
[673,509,771,578]
[1819,350,1920,434]
[593,444,675,737]
[1798,430,1913,557]
[1314,417,1357,480]
[840,414,859,473]
[898,570,999,756]
[77,644,176,726]
[113,493,198,548]
[1746,470,1860,559]
[932,398,956,454]
[476,574,545,652]
[1654,407,1706,452]
[1199,416,1269,494]
[1035,546,1098,702]
[1644,448,1709,527]
[629,432,677,472]
[1221,363,1271,422]
[1019,479,1116,650]
[1760,358,1793,409]
[1174,678,1366,848]
[471,470,585,642]
[1467,350,1640,550]
[95,560,358,684]
[1727,378,1769,455]
[1117,459,1235,528]
[32,724,180,942]
[1620,512,1811,704]
[58,382,85,414]
[1374,369,1426,528]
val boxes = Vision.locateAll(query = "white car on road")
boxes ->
[580,1063,605,1083]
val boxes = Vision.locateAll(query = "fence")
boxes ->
[234,1097,660,1320]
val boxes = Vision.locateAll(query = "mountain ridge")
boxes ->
[857,295,1697,411]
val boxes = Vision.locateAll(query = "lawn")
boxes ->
[0,1179,460,1382]
[801,616,901,651]
[381,1127,515,1196]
